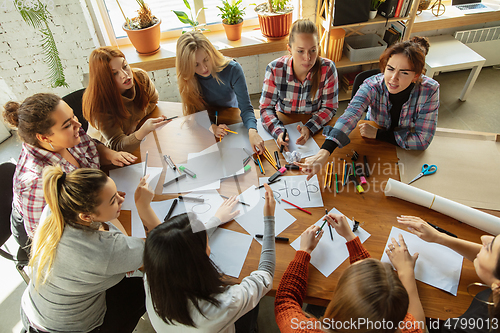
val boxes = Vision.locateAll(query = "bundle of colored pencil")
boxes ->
[262,147,279,171]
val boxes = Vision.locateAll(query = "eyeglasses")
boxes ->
[467,282,496,306]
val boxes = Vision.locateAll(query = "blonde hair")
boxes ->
[176,31,231,115]
[29,166,109,288]
[288,19,321,99]
[322,259,409,333]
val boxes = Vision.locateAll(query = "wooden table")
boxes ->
[116,101,499,320]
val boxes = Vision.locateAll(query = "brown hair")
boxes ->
[176,31,231,116]
[2,93,61,147]
[379,36,430,83]
[83,46,149,130]
[323,259,410,333]
[288,19,321,99]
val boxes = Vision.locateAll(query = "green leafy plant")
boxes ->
[172,0,208,33]
[17,1,68,88]
[116,0,159,30]
[371,0,386,11]
[217,0,245,25]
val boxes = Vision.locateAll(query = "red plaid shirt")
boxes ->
[260,56,338,138]
[13,127,100,238]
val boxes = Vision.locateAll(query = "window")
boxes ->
[97,0,260,44]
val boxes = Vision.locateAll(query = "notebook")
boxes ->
[451,0,495,14]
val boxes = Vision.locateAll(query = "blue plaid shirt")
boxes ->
[324,74,439,150]
[260,56,338,138]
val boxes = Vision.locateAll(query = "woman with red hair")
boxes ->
[83,46,164,152]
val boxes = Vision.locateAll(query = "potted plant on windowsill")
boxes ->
[254,0,293,39]
[217,0,246,41]
[119,0,161,55]
[370,0,386,18]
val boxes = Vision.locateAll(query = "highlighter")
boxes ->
[269,166,287,183]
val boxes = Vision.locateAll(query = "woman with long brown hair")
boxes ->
[83,46,164,152]
[176,31,265,154]
[260,19,338,152]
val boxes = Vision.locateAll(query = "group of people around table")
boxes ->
[3,16,498,333]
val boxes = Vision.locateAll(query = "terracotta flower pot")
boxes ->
[255,5,293,39]
[222,19,243,41]
[123,19,161,55]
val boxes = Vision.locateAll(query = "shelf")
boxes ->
[335,56,380,69]
[319,15,411,31]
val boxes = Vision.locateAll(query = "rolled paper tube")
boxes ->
[384,178,500,235]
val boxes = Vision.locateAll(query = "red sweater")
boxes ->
[274,237,423,333]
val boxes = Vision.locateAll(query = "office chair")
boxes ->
[351,68,381,99]
[62,88,88,132]
[0,162,29,284]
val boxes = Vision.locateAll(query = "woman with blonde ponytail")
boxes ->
[20,166,150,333]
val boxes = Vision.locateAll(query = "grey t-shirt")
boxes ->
[21,222,144,332]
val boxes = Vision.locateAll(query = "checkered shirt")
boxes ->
[13,127,100,238]
[259,56,338,138]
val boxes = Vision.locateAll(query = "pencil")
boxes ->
[323,162,329,189]
[223,128,238,134]
[352,161,355,176]
[263,153,278,171]
[328,162,333,188]
[342,159,346,187]
[335,173,338,193]
[317,208,329,235]
[281,199,312,215]
[256,154,265,174]
[328,224,334,241]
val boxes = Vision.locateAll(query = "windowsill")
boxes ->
[122,25,288,72]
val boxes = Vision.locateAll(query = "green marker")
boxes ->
[179,166,196,178]
[335,173,338,193]
[317,208,329,235]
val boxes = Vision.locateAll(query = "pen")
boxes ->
[165,115,178,121]
[165,199,178,222]
[280,128,287,153]
[163,173,187,187]
[220,194,250,206]
[163,155,176,171]
[143,151,148,177]
[178,195,204,203]
[364,155,370,177]
[255,234,289,242]
[274,151,281,169]
[243,156,251,167]
[427,222,458,238]
[179,165,196,178]
[335,173,338,193]
[281,199,312,215]
[328,224,334,240]
[255,178,281,189]
[317,209,329,235]
[224,128,238,134]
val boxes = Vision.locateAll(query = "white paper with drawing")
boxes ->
[131,199,187,238]
[234,185,296,243]
[181,190,225,227]
[274,122,321,158]
[259,175,323,208]
[290,208,370,277]
[209,228,253,278]
[381,227,463,296]
[109,162,163,210]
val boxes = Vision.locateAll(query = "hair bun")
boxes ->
[3,101,20,128]
[411,36,430,55]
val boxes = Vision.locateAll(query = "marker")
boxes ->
[224,128,238,134]
[427,222,458,238]
[220,194,250,206]
[364,155,370,177]
[164,199,178,222]
[179,165,196,178]
[243,148,259,165]
[351,161,355,176]
[178,195,204,202]
[281,199,312,215]
[143,151,148,177]
[274,151,281,169]
[285,164,301,171]
[349,175,364,193]
[269,166,287,183]
[163,173,187,187]
[328,224,334,241]
[255,234,289,242]
[243,156,251,167]
[255,178,282,189]
[280,128,287,153]
[163,155,177,171]
[335,173,338,193]
[164,115,178,121]
[317,209,329,235]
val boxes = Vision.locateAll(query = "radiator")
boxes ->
[454,27,500,67]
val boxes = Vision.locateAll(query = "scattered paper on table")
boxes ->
[109,162,162,210]
[209,228,253,278]
[274,122,321,158]
[256,118,275,141]
[259,175,324,208]
[290,208,370,277]
[182,190,225,226]
[131,199,187,238]
[380,227,463,296]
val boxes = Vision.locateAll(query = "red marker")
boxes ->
[281,199,312,215]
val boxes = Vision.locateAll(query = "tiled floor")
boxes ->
[0,66,498,333]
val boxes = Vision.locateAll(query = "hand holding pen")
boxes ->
[325,214,356,242]
[278,129,289,153]
[299,224,322,254]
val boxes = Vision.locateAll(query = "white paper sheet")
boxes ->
[109,162,163,210]
[131,199,187,238]
[181,190,225,226]
[380,227,463,296]
[256,118,275,141]
[232,185,265,218]
[290,208,370,277]
[259,175,324,208]
[209,228,253,278]
[274,122,321,158]
[384,178,500,235]
[219,122,253,152]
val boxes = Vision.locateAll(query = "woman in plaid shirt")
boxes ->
[3,93,136,248]
[298,37,440,179]
[260,19,339,152]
